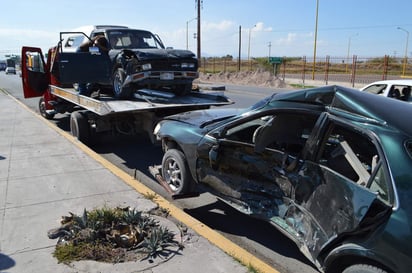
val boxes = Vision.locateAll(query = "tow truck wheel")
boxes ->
[161,149,192,195]
[38,97,55,120]
[70,111,90,144]
[112,68,132,98]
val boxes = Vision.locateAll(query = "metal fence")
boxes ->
[200,55,411,87]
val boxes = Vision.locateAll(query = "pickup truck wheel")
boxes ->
[342,264,387,273]
[70,111,90,144]
[112,68,132,98]
[161,149,192,195]
[175,84,192,96]
[39,97,55,120]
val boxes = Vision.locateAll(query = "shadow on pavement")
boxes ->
[0,253,15,270]
[184,198,316,270]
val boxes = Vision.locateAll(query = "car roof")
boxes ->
[362,79,412,87]
[274,85,412,137]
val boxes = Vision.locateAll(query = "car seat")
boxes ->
[400,87,411,101]
[388,88,401,99]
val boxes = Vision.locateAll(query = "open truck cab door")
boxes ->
[21,46,50,98]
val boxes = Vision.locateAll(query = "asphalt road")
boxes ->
[0,72,319,273]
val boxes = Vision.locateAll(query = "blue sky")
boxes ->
[1,0,412,59]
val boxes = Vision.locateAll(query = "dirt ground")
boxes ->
[197,70,290,89]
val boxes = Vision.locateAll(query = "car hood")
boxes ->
[163,108,245,128]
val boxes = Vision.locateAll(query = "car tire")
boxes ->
[342,264,387,273]
[38,97,55,120]
[70,111,91,144]
[112,68,132,98]
[161,149,192,195]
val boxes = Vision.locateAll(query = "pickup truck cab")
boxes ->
[62,25,199,97]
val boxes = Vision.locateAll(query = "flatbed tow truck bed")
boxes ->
[47,85,232,144]
[50,85,232,116]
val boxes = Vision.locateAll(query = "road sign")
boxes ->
[269,57,282,64]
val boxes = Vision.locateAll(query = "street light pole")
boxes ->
[186,17,197,50]
[397,27,409,77]
[346,33,358,73]
[312,0,319,80]
[247,25,256,64]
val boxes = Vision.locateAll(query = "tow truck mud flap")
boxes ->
[149,165,200,199]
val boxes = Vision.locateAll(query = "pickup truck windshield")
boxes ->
[107,30,164,49]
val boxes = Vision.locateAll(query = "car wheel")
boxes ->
[112,68,132,98]
[342,264,387,273]
[38,97,55,120]
[70,111,90,144]
[161,149,192,195]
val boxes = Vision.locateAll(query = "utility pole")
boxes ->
[196,0,202,66]
[238,25,241,71]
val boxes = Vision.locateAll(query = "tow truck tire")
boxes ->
[70,111,90,144]
[112,68,132,98]
[161,149,192,195]
[39,97,55,120]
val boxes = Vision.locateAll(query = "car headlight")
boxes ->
[142,63,152,70]
[181,62,195,69]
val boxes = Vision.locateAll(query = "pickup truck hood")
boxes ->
[132,48,196,60]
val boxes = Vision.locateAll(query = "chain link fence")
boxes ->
[200,55,411,87]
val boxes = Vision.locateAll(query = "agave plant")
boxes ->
[122,208,143,225]
[141,226,179,260]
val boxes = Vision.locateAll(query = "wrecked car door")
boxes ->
[283,116,392,263]
[21,47,49,98]
[196,111,320,218]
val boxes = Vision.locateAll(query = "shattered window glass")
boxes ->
[369,164,391,203]
[406,140,412,159]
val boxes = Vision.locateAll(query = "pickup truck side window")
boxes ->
[318,124,392,203]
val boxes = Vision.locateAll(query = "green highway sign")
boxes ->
[269,57,282,64]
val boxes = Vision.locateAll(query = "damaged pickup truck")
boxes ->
[153,85,412,273]
[63,25,198,98]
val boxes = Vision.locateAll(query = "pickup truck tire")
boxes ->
[70,111,90,144]
[175,84,192,96]
[112,68,132,98]
[342,264,387,273]
[161,149,192,195]
[39,97,55,120]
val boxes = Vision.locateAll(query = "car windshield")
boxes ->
[107,30,164,49]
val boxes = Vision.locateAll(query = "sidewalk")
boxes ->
[0,91,272,273]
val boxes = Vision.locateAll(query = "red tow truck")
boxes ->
[21,32,232,144]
